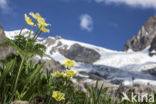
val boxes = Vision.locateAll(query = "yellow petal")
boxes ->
[29,12,51,27]
[63,59,75,68]
[24,14,34,26]
[38,18,51,27]
[29,12,38,20]
[52,91,65,101]
[66,70,77,77]
[40,26,50,33]
[52,71,62,78]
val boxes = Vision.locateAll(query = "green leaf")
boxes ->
[0,58,16,87]
[23,62,45,86]
[96,82,104,103]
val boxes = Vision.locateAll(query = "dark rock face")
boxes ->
[0,25,6,43]
[149,36,156,56]
[60,43,100,64]
[124,16,156,51]
[32,57,65,72]
[0,25,14,59]
[143,68,156,76]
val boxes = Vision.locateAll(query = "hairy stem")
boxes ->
[13,55,26,94]
[27,20,37,40]
[18,23,27,36]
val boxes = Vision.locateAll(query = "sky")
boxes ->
[0,0,156,51]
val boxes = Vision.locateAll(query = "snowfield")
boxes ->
[5,29,156,86]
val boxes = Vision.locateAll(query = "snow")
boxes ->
[57,39,156,86]
[51,52,66,63]
[4,29,156,86]
[123,79,156,86]
[5,29,34,39]
[151,50,156,54]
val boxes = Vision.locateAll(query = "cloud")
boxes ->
[95,0,156,9]
[0,0,10,13]
[109,22,119,28]
[80,14,93,32]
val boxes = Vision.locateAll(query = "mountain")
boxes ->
[124,16,156,54]
[0,25,156,88]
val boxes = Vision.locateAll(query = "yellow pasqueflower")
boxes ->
[29,12,41,20]
[29,12,50,32]
[40,26,50,33]
[61,72,71,80]
[38,18,51,27]
[52,91,65,101]
[65,70,77,77]
[52,71,62,78]
[24,14,34,26]
[63,59,75,68]
[29,12,51,27]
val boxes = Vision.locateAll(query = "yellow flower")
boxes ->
[65,70,77,77]
[52,91,65,101]
[29,12,50,32]
[29,12,41,20]
[24,14,34,26]
[61,72,71,80]
[40,26,50,33]
[52,71,62,78]
[38,18,51,27]
[29,12,51,27]
[63,59,75,68]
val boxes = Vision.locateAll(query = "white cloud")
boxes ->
[80,14,93,32]
[0,0,10,13]
[95,0,156,9]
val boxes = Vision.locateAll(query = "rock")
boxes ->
[0,25,14,59]
[74,79,156,102]
[43,59,65,72]
[115,85,156,97]
[124,16,156,51]
[44,38,56,46]
[0,25,6,43]
[32,56,65,72]
[110,79,124,85]
[149,36,156,56]
[55,36,62,40]
[30,96,45,104]
[143,68,156,76]
[73,79,115,93]
[75,71,104,82]
[60,43,100,64]
[11,101,29,104]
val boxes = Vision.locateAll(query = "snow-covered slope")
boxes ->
[4,29,156,86]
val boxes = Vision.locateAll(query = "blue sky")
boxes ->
[0,0,156,51]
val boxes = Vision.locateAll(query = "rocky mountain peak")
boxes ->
[124,16,156,51]
[0,25,14,59]
[0,25,6,43]
[144,16,156,33]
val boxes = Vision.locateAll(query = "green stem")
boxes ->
[14,22,36,93]
[32,28,40,40]
[13,55,26,94]
[18,23,27,36]
[27,20,37,40]
[33,25,43,40]
[25,20,37,53]
[34,31,42,40]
